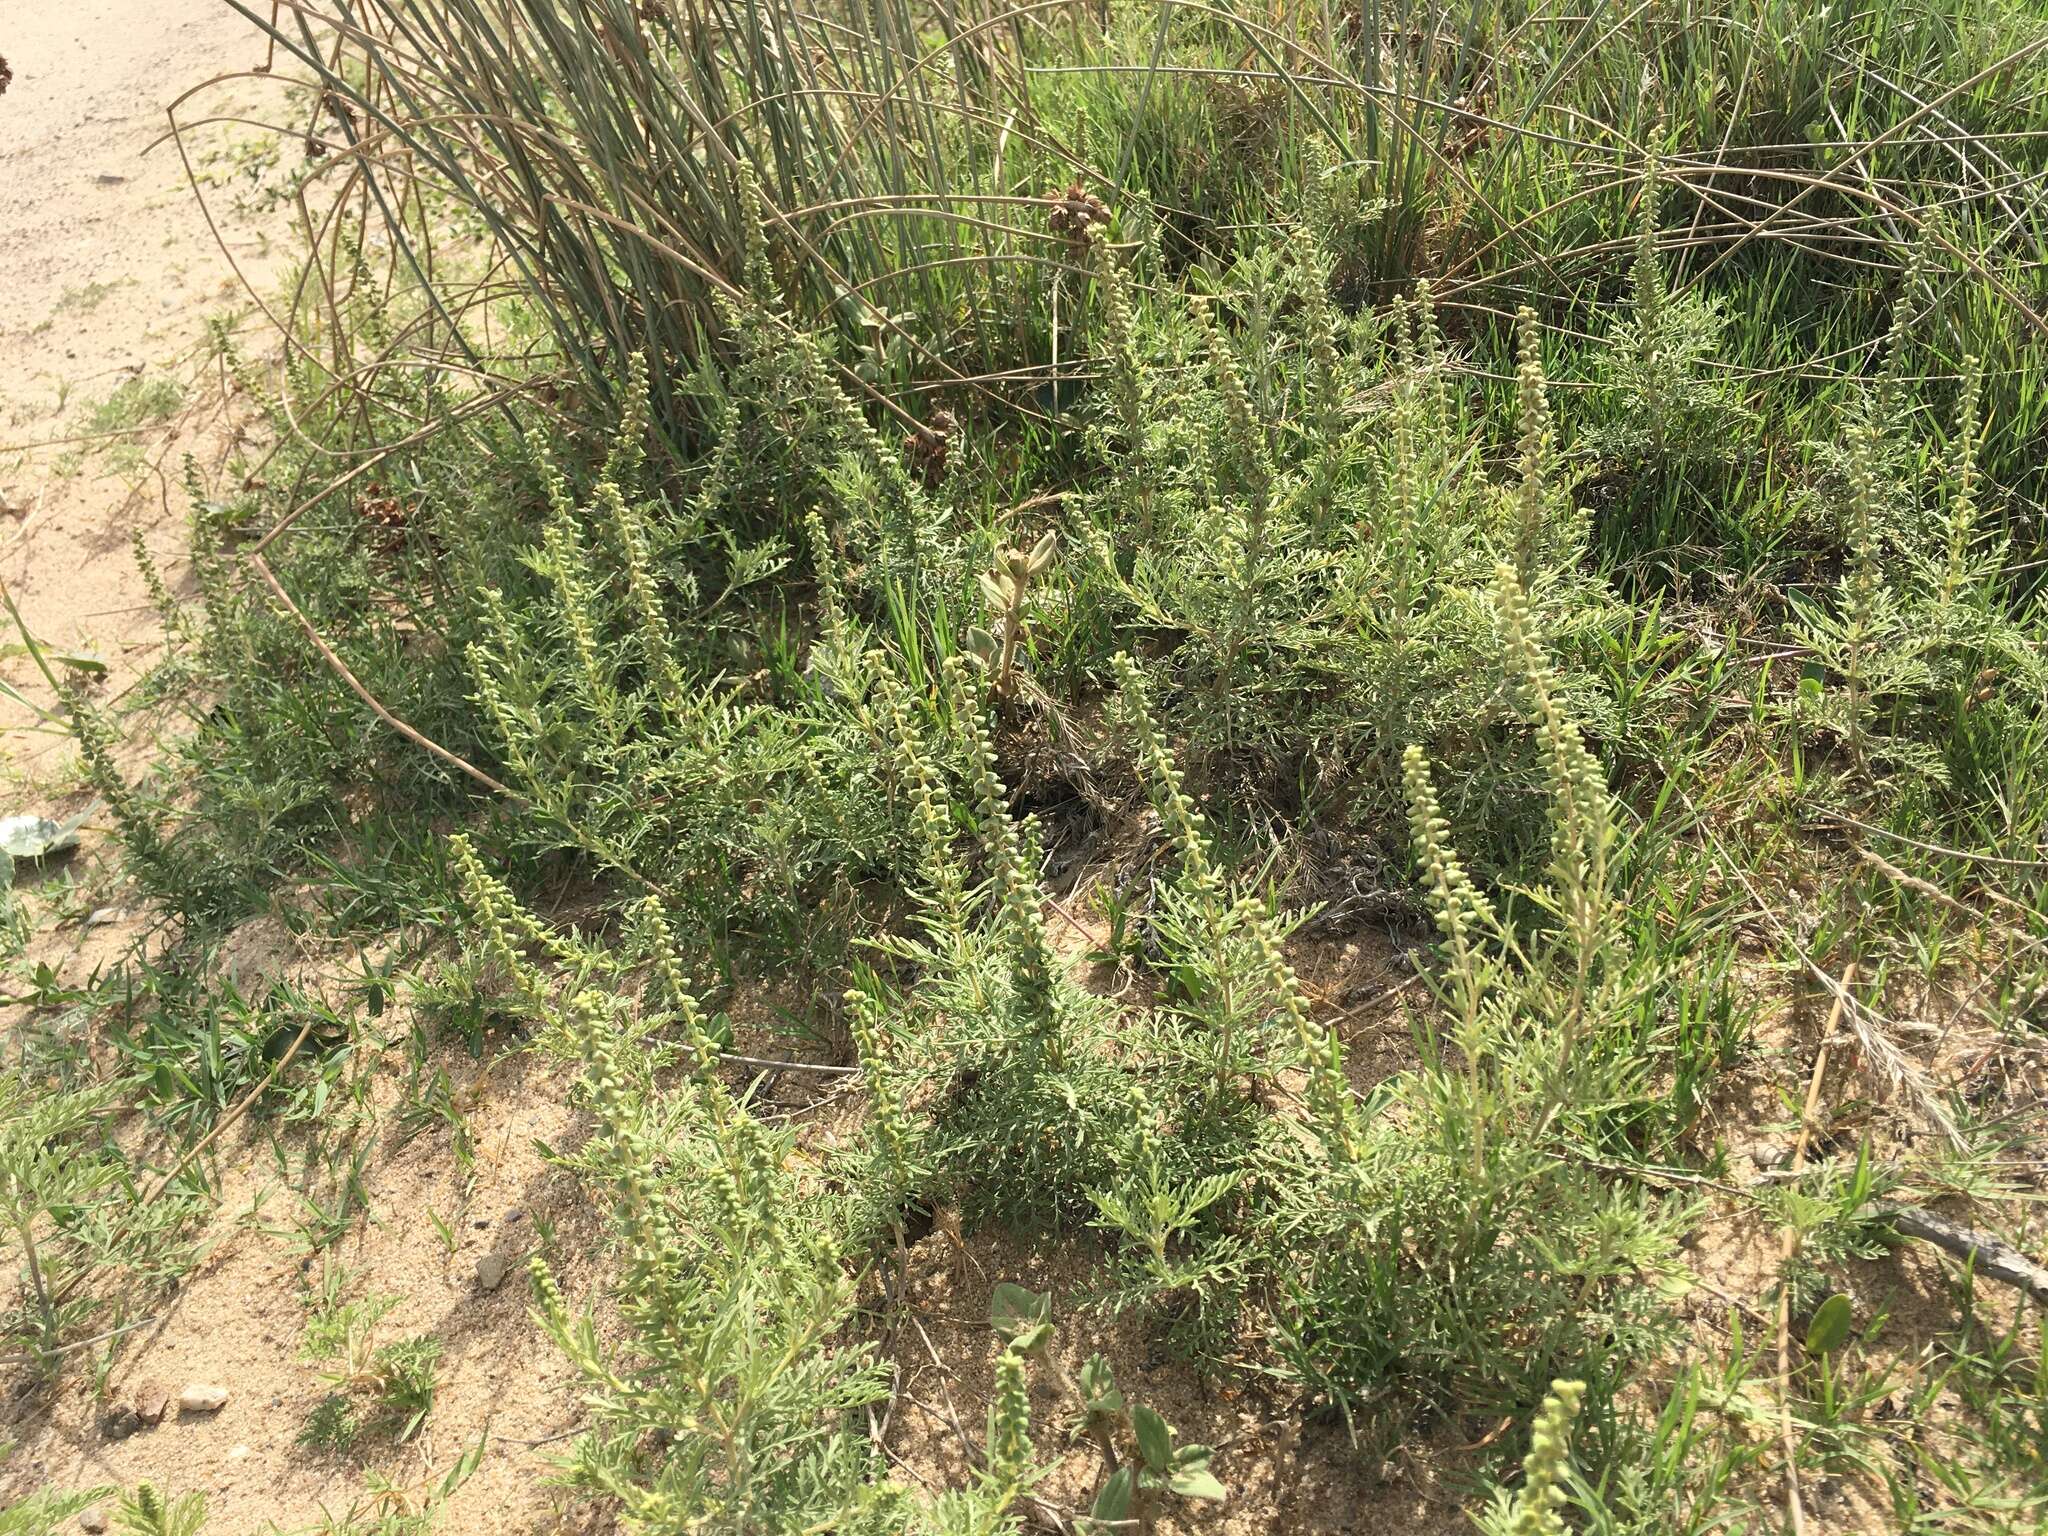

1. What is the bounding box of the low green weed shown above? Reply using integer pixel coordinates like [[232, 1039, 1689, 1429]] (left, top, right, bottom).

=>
[[0, 1488, 113, 1535], [111, 1487, 206, 1536], [298, 1272, 442, 1450], [0, 1070, 190, 1369]]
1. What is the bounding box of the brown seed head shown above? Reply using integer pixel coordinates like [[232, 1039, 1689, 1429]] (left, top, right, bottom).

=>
[[1046, 181, 1110, 258]]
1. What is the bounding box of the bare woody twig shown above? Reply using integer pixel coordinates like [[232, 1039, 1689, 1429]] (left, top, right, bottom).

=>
[[721, 1052, 861, 1076], [142, 1007, 319, 1207], [1876, 1204, 2048, 1306], [1816, 807, 2048, 872]]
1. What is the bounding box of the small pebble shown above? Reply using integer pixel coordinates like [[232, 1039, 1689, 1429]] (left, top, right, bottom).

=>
[[78, 1509, 108, 1534], [178, 1382, 229, 1414], [133, 1380, 170, 1426]]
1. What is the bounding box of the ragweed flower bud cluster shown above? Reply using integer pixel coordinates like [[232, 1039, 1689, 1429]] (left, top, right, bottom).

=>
[[630, 895, 725, 1076], [946, 655, 1063, 1060], [1940, 354, 1984, 604], [1091, 228, 1146, 446], [1494, 566, 1609, 916], [463, 586, 548, 786], [1250, 915, 1359, 1169], [1399, 277, 1451, 438], [605, 350, 652, 485], [1293, 227, 1342, 437], [1512, 306, 1558, 586], [540, 507, 612, 721], [450, 832, 557, 1008], [1110, 653, 1220, 899], [737, 161, 777, 305], [1838, 415, 1886, 769], [885, 688, 971, 942], [598, 479, 683, 709], [986, 1347, 1034, 1496], [65, 685, 175, 884], [1630, 141, 1665, 361], [1402, 744, 1499, 954], [1196, 297, 1271, 500], [1508, 1378, 1586, 1536], [131, 529, 186, 641], [1387, 372, 1424, 635], [568, 993, 687, 1298], [846, 985, 910, 1194]]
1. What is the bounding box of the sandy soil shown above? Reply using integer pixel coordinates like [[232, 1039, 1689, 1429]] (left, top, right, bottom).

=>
[[0, 0, 277, 734], [0, 6, 606, 1530], [0, 0, 291, 993]]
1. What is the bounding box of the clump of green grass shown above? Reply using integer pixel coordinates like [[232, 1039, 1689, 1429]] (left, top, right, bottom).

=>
[[31, 280, 126, 335], [0, 1486, 115, 1534], [77, 376, 184, 473]]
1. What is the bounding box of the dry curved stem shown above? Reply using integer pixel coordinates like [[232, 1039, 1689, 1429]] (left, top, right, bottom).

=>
[[1690, 32, 2048, 310], [248, 549, 688, 903], [249, 380, 536, 555], [244, 549, 523, 801], [1776, 959, 1857, 1536], [143, 1010, 319, 1208], [1814, 807, 2048, 873]]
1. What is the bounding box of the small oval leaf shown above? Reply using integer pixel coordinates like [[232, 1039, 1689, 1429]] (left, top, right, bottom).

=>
[[1131, 1403, 1172, 1473], [990, 1282, 1051, 1342], [1805, 1293, 1853, 1356], [1091, 1466, 1135, 1523]]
